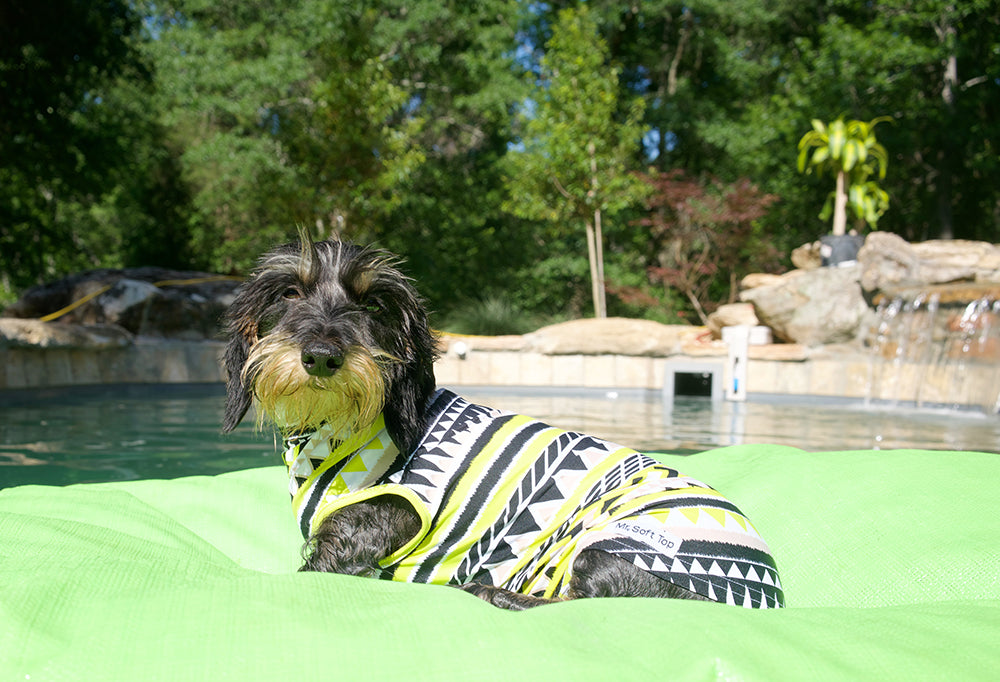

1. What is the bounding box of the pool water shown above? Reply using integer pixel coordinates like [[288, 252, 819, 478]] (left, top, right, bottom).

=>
[[464, 388, 1000, 454], [0, 385, 275, 488], [2, 384, 998, 489]]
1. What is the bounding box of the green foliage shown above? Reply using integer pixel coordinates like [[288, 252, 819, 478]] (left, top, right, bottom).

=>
[[0, 0, 158, 289], [504, 5, 650, 318], [439, 295, 541, 337], [796, 118, 890, 180], [3, 0, 999, 327], [797, 116, 892, 234], [636, 170, 781, 323], [505, 6, 648, 225]]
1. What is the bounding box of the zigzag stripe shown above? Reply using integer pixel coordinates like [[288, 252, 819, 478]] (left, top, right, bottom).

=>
[[637, 495, 745, 515], [411, 417, 546, 583], [296, 454, 351, 538], [455, 431, 579, 581]]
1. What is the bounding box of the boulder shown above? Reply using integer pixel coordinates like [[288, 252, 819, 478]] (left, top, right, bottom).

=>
[[0, 318, 133, 350], [911, 240, 1000, 283], [740, 272, 786, 290], [859, 233, 1000, 293], [523, 317, 699, 356], [740, 265, 870, 346], [706, 303, 759, 339], [857, 232, 919, 292], [4, 267, 242, 340], [791, 241, 823, 270]]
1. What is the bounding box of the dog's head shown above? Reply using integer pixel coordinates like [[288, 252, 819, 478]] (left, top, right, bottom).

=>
[[222, 237, 438, 454]]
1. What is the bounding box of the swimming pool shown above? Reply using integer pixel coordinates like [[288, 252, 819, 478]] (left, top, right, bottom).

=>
[[2, 383, 998, 488]]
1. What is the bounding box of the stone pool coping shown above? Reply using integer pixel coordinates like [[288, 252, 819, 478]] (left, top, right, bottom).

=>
[[2, 317, 996, 410]]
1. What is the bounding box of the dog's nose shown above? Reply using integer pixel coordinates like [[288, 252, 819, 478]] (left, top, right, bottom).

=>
[[301, 347, 345, 377]]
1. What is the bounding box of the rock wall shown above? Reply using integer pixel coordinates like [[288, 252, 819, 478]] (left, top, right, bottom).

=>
[[1, 268, 239, 390], [4, 267, 241, 340], [0, 319, 226, 389], [739, 234, 1000, 347]]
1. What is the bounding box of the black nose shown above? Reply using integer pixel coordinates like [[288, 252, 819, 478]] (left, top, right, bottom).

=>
[[301, 347, 345, 377]]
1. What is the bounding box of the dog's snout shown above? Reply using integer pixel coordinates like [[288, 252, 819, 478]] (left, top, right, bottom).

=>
[[301, 347, 345, 377]]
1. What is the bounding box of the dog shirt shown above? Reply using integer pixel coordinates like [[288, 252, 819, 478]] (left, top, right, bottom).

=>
[[281, 389, 784, 608]]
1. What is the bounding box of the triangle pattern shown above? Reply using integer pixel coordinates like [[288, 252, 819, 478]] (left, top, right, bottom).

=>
[[525, 497, 566, 532], [680, 508, 701, 525], [703, 508, 728, 528], [727, 511, 748, 531], [557, 449, 589, 472], [482, 540, 517, 567], [340, 456, 369, 474], [507, 509, 544, 539]]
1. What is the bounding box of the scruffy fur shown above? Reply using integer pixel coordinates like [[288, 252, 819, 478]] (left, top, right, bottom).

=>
[[223, 237, 706, 610]]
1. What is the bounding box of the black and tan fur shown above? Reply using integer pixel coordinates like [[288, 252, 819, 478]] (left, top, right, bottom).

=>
[[223, 237, 706, 610]]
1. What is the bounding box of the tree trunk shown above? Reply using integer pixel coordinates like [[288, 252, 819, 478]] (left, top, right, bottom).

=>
[[833, 169, 848, 236], [586, 141, 607, 318], [593, 206, 607, 318], [935, 9, 958, 239], [584, 218, 604, 318]]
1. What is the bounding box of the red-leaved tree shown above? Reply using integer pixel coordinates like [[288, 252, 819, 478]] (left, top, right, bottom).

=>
[[634, 170, 781, 324]]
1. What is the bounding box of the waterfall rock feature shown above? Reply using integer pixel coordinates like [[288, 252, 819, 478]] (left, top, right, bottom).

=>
[[739, 266, 871, 346], [739, 234, 1000, 348], [858, 232, 1000, 293], [706, 303, 759, 339]]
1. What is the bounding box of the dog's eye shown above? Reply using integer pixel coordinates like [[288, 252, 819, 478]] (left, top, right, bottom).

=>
[[364, 300, 382, 314], [282, 287, 302, 300]]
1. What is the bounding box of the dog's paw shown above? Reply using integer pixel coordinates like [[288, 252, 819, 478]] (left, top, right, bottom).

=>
[[457, 583, 557, 611]]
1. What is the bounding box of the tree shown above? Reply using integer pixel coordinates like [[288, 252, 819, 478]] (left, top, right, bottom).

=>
[[636, 170, 780, 323], [144, 0, 522, 279], [754, 1, 999, 242], [5, 0, 998, 324], [797, 116, 891, 235], [504, 5, 649, 318], [0, 0, 159, 296], [143, 0, 330, 272]]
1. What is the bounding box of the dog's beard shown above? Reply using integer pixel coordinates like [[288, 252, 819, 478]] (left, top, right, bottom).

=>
[[242, 333, 394, 435]]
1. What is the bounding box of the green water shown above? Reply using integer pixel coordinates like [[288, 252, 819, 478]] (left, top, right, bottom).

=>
[[2, 384, 998, 489], [0, 384, 274, 488]]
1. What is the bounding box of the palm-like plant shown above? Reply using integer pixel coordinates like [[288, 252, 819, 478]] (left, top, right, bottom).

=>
[[797, 116, 891, 236]]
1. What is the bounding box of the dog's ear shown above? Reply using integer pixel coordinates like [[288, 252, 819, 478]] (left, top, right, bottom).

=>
[[382, 289, 440, 455], [383, 357, 436, 456], [222, 325, 254, 433]]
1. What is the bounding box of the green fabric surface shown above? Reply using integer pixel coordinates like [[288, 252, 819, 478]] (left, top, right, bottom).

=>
[[2, 446, 998, 681]]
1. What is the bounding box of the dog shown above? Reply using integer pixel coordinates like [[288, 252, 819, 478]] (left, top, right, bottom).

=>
[[222, 237, 784, 610]]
